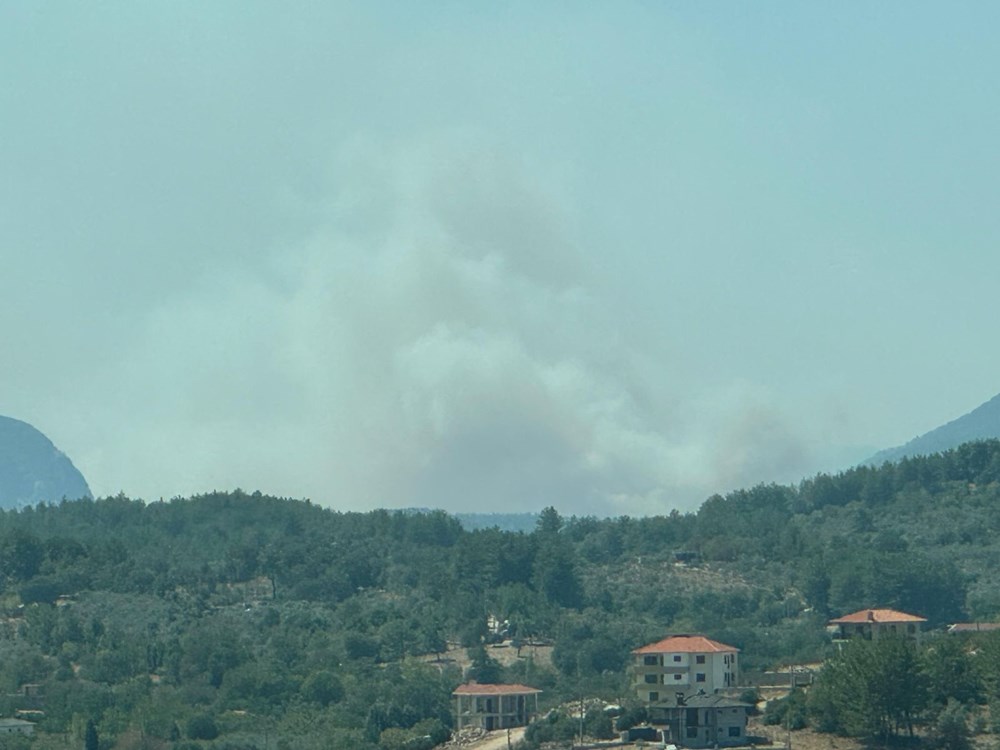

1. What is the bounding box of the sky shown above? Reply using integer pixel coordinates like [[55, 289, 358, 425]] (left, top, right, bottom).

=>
[[2, 2, 999, 516]]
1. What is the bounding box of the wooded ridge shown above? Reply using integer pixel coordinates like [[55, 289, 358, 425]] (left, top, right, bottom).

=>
[[3, 440, 1000, 748]]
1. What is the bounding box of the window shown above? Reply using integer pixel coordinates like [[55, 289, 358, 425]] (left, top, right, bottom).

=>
[[644, 655, 658, 666], [645, 674, 658, 684], [649, 692, 659, 702], [729, 726, 742, 737], [687, 727, 699, 738], [908, 624, 916, 634], [673, 655, 682, 662], [696, 673, 706, 683], [673, 674, 682, 681], [696, 655, 706, 664]]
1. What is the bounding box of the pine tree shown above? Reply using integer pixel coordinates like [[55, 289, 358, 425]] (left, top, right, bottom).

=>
[[84, 719, 99, 750]]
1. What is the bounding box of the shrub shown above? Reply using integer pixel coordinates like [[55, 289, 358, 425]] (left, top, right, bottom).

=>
[[186, 713, 219, 740], [763, 690, 808, 730], [615, 705, 648, 731]]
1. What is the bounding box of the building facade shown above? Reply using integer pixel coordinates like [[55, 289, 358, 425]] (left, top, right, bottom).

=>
[[452, 683, 541, 731], [632, 635, 739, 702], [828, 608, 926, 643], [647, 692, 751, 748], [0, 718, 34, 736]]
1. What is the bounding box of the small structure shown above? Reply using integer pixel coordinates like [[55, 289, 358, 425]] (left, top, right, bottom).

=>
[[486, 614, 510, 638], [0, 718, 35, 736], [948, 622, 1000, 634], [632, 634, 740, 702], [744, 666, 813, 689], [452, 682, 541, 731], [646, 690, 752, 748], [20, 684, 42, 698], [828, 608, 926, 643]]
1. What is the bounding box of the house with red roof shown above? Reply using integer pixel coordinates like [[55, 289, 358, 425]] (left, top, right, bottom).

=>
[[828, 608, 926, 643], [631, 634, 739, 703], [452, 683, 541, 731]]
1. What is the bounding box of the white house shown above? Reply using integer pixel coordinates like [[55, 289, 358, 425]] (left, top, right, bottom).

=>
[[647, 691, 752, 748], [828, 608, 926, 644], [0, 718, 34, 736], [452, 683, 541, 731], [632, 634, 739, 702]]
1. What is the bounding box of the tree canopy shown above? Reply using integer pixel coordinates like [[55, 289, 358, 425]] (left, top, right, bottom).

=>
[[0, 442, 1000, 747]]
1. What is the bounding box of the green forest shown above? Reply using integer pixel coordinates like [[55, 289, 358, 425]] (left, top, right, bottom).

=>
[[4, 440, 1000, 749]]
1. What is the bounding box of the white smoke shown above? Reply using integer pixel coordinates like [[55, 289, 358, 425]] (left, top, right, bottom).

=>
[[62, 137, 817, 514]]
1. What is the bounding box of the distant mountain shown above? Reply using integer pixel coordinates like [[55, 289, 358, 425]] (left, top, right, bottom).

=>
[[0, 416, 91, 509], [453, 512, 539, 532], [867, 392, 1000, 465], [398, 508, 539, 532]]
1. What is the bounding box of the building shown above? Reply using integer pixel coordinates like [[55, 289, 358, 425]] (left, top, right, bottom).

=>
[[647, 691, 752, 748], [948, 622, 1000, 634], [0, 718, 35, 736], [452, 683, 541, 731], [632, 634, 739, 702], [486, 614, 510, 638], [828, 609, 926, 643]]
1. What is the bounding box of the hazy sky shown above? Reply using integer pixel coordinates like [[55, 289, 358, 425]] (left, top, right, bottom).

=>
[[3, 3, 999, 515]]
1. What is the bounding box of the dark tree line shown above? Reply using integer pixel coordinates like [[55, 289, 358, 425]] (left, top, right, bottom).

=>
[[0, 442, 999, 746]]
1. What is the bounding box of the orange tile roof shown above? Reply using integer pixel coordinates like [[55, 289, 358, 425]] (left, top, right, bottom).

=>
[[633, 635, 739, 654], [452, 683, 541, 696], [828, 608, 927, 625]]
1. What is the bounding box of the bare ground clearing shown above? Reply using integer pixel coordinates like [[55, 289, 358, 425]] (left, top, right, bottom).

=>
[[420, 640, 554, 675]]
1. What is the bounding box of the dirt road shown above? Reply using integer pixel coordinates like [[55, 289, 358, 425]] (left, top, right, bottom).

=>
[[462, 727, 526, 750]]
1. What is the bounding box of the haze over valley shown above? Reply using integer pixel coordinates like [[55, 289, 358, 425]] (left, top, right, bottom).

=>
[[9, 6, 1000, 750], [4, 5, 1000, 516]]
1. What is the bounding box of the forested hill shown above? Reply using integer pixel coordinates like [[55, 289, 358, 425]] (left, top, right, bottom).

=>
[[0, 416, 90, 509], [867, 391, 1000, 465], [3, 442, 1000, 748]]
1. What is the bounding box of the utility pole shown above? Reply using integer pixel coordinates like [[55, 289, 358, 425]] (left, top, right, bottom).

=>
[[786, 665, 793, 750]]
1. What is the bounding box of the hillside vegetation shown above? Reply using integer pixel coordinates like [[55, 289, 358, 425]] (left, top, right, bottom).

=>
[[2, 441, 1000, 748]]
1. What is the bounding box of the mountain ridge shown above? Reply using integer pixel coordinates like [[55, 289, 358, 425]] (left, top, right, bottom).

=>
[[867, 392, 1000, 465], [0, 415, 91, 508]]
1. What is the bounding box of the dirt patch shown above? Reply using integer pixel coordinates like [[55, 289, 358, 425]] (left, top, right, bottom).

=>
[[748, 718, 865, 750], [420, 640, 554, 678], [443, 726, 526, 749]]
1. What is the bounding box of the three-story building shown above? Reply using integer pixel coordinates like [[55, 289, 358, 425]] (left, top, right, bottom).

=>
[[632, 634, 739, 703]]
